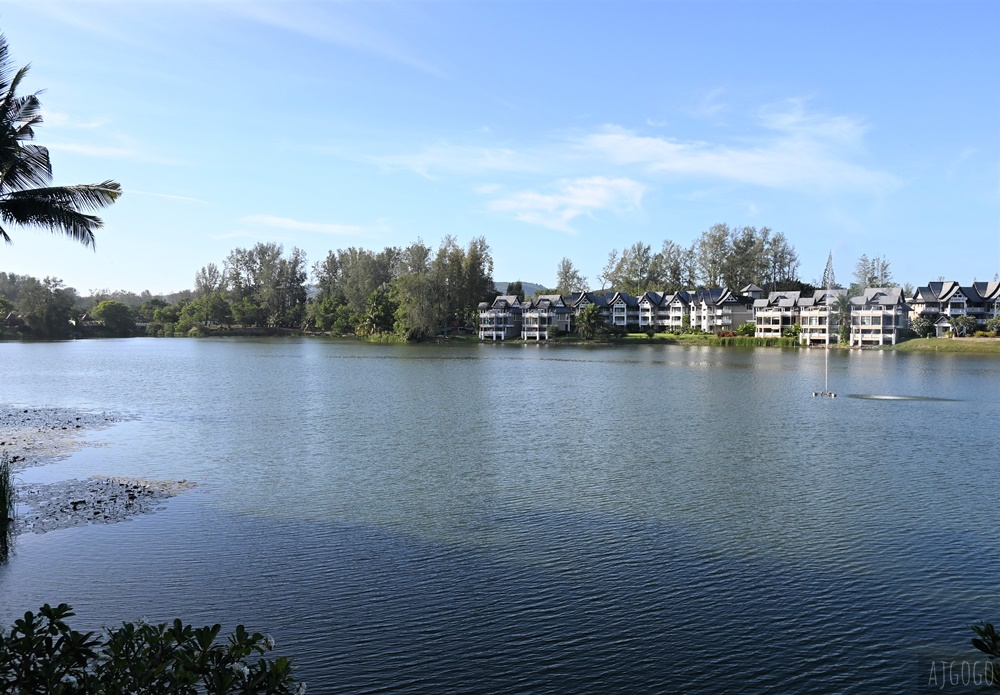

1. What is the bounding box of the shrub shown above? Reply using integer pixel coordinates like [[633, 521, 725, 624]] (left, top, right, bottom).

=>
[[736, 322, 756, 337], [974, 331, 994, 338], [0, 603, 305, 693]]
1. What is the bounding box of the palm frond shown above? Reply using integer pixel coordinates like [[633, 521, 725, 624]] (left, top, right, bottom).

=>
[[0, 144, 52, 193], [0, 197, 99, 247], [0, 182, 123, 248], [0, 34, 120, 247], [3, 181, 122, 210]]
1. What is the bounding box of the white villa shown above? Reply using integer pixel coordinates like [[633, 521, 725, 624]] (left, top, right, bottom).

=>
[[478, 280, 997, 344]]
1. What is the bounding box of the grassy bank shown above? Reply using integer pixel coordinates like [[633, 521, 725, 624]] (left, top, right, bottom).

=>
[[886, 337, 1000, 353], [532, 332, 801, 347]]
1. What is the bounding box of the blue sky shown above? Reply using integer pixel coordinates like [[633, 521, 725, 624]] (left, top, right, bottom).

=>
[[2, 0, 998, 294]]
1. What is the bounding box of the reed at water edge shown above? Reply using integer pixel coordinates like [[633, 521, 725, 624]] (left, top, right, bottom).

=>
[[0, 453, 14, 561]]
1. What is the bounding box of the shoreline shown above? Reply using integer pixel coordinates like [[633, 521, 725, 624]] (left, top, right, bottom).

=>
[[2, 406, 196, 537]]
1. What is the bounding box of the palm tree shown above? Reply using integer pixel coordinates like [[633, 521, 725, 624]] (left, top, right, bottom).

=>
[[833, 294, 852, 344], [0, 34, 120, 247]]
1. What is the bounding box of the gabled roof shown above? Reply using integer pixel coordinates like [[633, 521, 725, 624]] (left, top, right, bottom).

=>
[[742, 284, 764, 293], [808, 289, 847, 306], [916, 281, 960, 303], [638, 291, 665, 306], [972, 281, 1000, 301], [850, 287, 907, 308], [690, 287, 727, 306], [609, 291, 638, 308], [570, 291, 611, 309], [663, 291, 691, 305]]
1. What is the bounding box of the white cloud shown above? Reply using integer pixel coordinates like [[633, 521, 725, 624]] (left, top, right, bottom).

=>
[[489, 177, 646, 233], [243, 214, 388, 236], [578, 101, 899, 194], [370, 144, 541, 179]]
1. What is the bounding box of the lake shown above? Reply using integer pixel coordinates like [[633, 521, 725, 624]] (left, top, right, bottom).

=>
[[1, 338, 998, 693]]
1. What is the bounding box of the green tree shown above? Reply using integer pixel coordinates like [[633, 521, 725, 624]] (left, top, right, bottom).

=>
[[851, 254, 893, 295], [909, 315, 934, 338], [505, 280, 525, 302], [576, 303, 604, 340], [950, 314, 977, 337], [92, 300, 135, 337], [986, 316, 1000, 336], [16, 276, 76, 337], [203, 291, 233, 327], [0, 35, 121, 246], [360, 287, 396, 335], [834, 295, 852, 343], [695, 223, 732, 288], [820, 251, 839, 290], [231, 297, 266, 328], [555, 257, 587, 295], [153, 303, 180, 325]]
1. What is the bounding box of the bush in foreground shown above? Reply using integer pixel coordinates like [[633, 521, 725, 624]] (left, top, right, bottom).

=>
[[0, 603, 305, 693]]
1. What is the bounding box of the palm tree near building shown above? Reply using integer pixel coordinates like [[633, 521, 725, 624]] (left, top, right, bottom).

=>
[[834, 295, 852, 344], [0, 34, 121, 247]]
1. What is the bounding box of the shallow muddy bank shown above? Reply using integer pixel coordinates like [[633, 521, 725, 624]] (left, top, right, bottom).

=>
[[1, 405, 196, 536]]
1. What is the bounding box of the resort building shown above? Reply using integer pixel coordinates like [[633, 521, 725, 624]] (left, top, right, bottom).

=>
[[521, 294, 574, 340], [608, 292, 640, 329], [909, 281, 1000, 336], [798, 289, 847, 345], [753, 291, 802, 339], [477, 280, 997, 345], [477, 295, 523, 341], [689, 287, 753, 333], [849, 287, 910, 346], [569, 292, 613, 324]]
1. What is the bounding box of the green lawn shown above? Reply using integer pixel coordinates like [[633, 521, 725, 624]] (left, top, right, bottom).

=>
[[887, 337, 1000, 353]]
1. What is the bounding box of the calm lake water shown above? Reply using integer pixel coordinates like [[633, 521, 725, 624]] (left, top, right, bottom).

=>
[[1, 338, 998, 693]]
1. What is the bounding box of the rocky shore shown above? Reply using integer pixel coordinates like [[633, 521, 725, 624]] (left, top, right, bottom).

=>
[[2, 406, 196, 536]]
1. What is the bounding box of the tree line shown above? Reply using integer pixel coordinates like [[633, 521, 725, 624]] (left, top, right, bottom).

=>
[[6, 224, 930, 341], [0, 236, 497, 340], [553, 224, 804, 298]]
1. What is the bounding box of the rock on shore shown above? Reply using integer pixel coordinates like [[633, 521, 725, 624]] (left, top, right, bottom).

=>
[[16, 477, 197, 534]]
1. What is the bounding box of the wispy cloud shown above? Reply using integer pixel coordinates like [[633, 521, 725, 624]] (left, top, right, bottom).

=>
[[692, 87, 728, 121], [45, 141, 178, 165], [42, 110, 109, 129], [223, 3, 447, 79], [578, 102, 899, 193], [244, 214, 388, 236], [370, 143, 543, 179], [15, 3, 146, 46], [126, 190, 205, 204], [488, 177, 646, 233]]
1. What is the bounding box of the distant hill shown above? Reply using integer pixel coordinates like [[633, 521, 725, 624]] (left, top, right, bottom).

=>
[[494, 281, 550, 297]]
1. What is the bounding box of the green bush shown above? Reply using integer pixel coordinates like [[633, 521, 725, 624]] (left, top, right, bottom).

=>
[[974, 331, 994, 338], [736, 322, 756, 336], [0, 603, 305, 693]]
